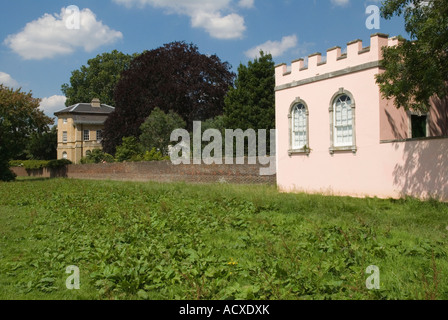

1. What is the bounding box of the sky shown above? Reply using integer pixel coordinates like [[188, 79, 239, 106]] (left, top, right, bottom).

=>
[[0, 0, 408, 120]]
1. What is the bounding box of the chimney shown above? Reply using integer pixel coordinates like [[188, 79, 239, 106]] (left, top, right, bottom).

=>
[[91, 98, 101, 108]]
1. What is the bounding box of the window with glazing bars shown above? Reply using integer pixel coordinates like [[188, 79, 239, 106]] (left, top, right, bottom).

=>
[[333, 95, 353, 147]]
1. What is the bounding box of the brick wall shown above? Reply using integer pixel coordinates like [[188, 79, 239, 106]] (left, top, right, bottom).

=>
[[11, 161, 276, 185]]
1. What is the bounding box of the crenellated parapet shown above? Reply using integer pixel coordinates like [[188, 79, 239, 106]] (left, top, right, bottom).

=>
[[275, 33, 399, 88]]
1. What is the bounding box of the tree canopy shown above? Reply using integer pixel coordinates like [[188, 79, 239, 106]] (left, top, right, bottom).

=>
[[102, 41, 234, 154], [61, 50, 138, 106], [0, 85, 53, 181], [224, 51, 275, 131], [140, 107, 186, 156], [376, 0, 448, 111], [26, 126, 57, 160]]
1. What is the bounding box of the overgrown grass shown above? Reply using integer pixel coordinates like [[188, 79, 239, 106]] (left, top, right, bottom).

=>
[[0, 178, 447, 300]]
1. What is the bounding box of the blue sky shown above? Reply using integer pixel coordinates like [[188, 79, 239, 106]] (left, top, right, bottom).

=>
[[0, 0, 407, 119]]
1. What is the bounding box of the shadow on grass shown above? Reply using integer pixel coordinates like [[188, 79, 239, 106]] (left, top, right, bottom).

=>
[[14, 177, 53, 182]]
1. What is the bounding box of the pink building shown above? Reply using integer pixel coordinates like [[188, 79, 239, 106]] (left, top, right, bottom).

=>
[[275, 33, 448, 201]]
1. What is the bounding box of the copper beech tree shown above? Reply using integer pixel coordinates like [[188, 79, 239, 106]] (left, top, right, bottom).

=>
[[102, 42, 235, 154]]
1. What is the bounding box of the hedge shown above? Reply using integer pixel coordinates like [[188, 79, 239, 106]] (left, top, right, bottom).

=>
[[9, 159, 72, 170]]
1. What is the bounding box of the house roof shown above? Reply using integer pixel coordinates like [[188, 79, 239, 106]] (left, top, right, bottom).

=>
[[54, 101, 115, 116], [72, 114, 110, 125]]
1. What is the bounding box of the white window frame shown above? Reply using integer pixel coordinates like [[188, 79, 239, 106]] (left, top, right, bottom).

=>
[[96, 130, 103, 142], [288, 97, 310, 155], [329, 88, 357, 154], [62, 131, 68, 143], [83, 130, 90, 141], [62, 152, 68, 160]]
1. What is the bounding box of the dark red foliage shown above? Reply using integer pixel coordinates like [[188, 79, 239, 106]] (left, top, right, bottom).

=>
[[102, 41, 235, 154]]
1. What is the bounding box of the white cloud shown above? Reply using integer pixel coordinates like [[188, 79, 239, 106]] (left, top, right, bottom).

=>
[[112, 0, 250, 39], [238, 0, 255, 9], [331, 0, 350, 6], [0, 72, 19, 88], [39, 95, 67, 116], [191, 11, 246, 40], [245, 35, 298, 58], [4, 7, 123, 60]]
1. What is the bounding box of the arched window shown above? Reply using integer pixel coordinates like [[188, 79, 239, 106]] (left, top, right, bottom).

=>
[[289, 98, 310, 155], [329, 89, 357, 153], [62, 152, 68, 160], [334, 95, 353, 146]]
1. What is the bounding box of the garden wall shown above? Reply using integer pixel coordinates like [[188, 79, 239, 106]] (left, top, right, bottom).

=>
[[11, 161, 276, 185]]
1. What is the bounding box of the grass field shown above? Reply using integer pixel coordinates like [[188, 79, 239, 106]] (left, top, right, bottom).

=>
[[0, 178, 447, 300]]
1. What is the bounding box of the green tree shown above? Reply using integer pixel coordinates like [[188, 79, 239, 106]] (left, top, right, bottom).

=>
[[223, 51, 275, 154], [26, 126, 58, 160], [115, 136, 142, 162], [202, 115, 226, 134], [139, 107, 186, 156], [0, 85, 53, 181], [102, 42, 234, 154], [224, 51, 275, 131], [376, 0, 448, 111], [61, 50, 138, 106]]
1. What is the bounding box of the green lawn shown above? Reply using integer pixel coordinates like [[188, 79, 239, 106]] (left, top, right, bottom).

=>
[[0, 178, 447, 300]]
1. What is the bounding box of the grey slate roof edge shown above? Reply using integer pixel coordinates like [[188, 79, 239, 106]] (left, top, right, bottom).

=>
[[54, 103, 115, 115], [73, 121, 106, 125]]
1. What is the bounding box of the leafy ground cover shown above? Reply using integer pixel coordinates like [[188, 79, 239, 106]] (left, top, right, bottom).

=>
[[0, 178, 447, 300]]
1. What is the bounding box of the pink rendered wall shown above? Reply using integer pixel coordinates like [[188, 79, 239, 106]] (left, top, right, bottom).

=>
[[429, 97, 448, 136], [276, 134, 448, 200], [379, 81, 448, 141], [275, 34, 448, 200], [379, 94, 409, 141], [275, 34, 391, 86]]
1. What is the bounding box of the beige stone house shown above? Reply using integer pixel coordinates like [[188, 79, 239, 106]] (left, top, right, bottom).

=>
[[54, 98, 115, 163]]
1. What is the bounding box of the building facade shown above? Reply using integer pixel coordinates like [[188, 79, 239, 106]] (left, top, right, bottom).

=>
[[275, 33, 448, 200], [54, 98, 115, 164]]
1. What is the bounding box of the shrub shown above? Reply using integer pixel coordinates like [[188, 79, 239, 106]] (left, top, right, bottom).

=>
[[0, 160, 16, 182], [130, 147, 170, 162], [143, 148, 170, 161], [81, 149, 115, 164], [46, 159, 72, 168]]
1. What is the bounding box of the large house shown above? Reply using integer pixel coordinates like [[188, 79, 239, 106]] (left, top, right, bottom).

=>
[[54, 98, 115, 164], [275, 33, 448, 200]]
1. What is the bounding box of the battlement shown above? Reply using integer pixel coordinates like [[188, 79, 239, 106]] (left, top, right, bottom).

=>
[[275, 33, 399, 88]]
